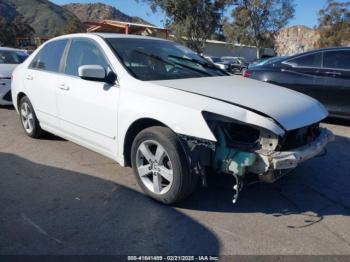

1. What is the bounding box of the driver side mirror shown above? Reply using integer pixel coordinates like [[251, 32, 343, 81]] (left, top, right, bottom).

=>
[[78, 65, 117, 85]]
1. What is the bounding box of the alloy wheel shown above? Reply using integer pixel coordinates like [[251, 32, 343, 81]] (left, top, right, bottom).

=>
[[21, 102, 34, 134], [136, 140, 173, 194]]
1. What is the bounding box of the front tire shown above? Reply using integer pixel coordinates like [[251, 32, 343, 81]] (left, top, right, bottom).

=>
[[131, 126, 198, 204], [19, 96, 44, 138]]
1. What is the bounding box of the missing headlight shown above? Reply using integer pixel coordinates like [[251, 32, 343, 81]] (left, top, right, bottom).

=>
[[220, 121, 260, 146], [202, 111, 260, 150], [278, 123, 321, 151]]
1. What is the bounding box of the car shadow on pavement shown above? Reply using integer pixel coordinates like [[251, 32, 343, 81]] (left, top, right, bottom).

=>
[[40, 133, 66, 141], [178, 134, 350, 226], [0, 105, 15, 110], [0, 153, 219, 255]]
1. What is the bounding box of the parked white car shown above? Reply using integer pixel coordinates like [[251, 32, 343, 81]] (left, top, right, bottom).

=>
[[0, 47, 28, 105], [12, 33, 334, 204]]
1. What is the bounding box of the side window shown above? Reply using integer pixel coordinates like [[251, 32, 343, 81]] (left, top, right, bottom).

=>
[[323, 50, 350, 70], [286, 52, 322, 68], [64, 39, 109, 76], [29, 40, 67, 72]]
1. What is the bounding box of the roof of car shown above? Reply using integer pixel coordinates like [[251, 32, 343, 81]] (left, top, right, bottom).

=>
[[93, 33, 166, 40], [0, 46, 26, 52], [51, 33, 170, 43], [287, 46, 350, 59], [266, 46, 348, 65], [311, 46, 350, 52], [249, 47, 350, 69]]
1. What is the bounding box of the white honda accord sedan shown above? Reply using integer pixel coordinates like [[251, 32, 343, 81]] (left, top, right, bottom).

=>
[[12, 33, 334, 204]]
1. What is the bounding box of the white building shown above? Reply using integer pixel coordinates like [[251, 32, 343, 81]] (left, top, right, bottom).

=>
[[203, 39, 275, 61]]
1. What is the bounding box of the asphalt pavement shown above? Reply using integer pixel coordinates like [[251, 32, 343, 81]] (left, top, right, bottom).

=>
[[0, 106, 350, 255]]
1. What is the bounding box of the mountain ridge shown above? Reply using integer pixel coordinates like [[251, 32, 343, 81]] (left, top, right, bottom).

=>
[[0, 0, 153, 37], [0, 0, 84, 36], [62, 3, 153, 26]]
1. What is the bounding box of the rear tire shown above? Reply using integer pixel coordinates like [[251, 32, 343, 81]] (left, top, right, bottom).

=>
[[19, 96, 44, 138], [131, 126, 198, 204]]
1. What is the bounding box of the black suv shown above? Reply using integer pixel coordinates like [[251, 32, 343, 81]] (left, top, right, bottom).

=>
[[244, 47, 350, 120]]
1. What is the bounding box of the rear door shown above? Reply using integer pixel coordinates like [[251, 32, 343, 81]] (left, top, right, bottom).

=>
[[24, 39, 68, 129], [321, 50, 350, 117], [56, 38, 119, 153]]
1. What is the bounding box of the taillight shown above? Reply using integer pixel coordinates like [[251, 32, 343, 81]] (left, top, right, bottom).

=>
[[242, 70, 252, 78]]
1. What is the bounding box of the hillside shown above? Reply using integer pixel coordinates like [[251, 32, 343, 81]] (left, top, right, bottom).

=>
[[1, 0, 84, 36], [275, 25, 320, 56], [63, 3, 153, 25], [0, 1, 18, 22], [0, 0, 152, 37]]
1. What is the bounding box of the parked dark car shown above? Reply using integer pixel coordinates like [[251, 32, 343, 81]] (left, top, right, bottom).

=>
[[205, 56, 232, 71], [222, 57, 249, 73], [243, 47, 350, 120], [205, 56, 248, 74]]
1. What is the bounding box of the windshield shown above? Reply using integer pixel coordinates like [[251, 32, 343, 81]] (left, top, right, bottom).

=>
[[253, 56, 286, 67], [263, 56, 287, 65], [106, 38, 228, 81], [0, 50, 28, 64]]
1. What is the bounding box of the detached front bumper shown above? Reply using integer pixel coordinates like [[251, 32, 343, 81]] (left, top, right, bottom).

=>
[[269, 128, 334, 170]]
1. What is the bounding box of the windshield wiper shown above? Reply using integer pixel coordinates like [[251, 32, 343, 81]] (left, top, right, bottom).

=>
[[134, 50, 173, 66], [134, 50, 211, 76], [168, 55, 229, 74]]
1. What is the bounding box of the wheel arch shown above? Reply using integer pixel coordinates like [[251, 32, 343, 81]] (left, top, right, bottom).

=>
[[16, 92, 27, 110], [123, 118, 171, 167]]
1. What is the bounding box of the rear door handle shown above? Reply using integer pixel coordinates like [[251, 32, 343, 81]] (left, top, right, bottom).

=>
[[26, 75, 33, 80], [59, 84, 70, 91]]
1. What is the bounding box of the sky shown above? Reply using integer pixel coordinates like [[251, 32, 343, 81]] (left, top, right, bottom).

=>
[[53, 0, 345, 29]]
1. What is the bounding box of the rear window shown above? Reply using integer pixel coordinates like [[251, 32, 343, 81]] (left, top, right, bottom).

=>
[[286, 52, 322, 68], [29, 40, 68, 72], [0, 50, 28, 64], [323, 50, 350, 70]]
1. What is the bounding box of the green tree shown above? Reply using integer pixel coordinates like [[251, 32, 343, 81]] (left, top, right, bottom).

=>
[[317, 0, 350, 48], [0, 15, 35, 47], [0, 17, 16, 46], [224, 0, 295, 58], [61, 19, 86, 35], [12, 15, 35, 38], [141, 0, 228, 53]]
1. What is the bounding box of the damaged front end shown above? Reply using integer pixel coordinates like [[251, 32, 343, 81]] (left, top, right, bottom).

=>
[[179, 112, 334, 204]]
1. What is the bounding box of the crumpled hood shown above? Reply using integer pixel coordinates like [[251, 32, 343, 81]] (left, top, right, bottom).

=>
[[150, 76, 328, 131]]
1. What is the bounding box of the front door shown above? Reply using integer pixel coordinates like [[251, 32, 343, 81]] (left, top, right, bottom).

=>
[[56, 38, 119, 153], [321, 50, 350, 117], [283, 51, 327, 103]]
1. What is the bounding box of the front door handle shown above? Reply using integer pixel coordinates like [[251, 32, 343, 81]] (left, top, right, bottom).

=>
[[59, 84, 70, 91], [26, 75, 33, 80]]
